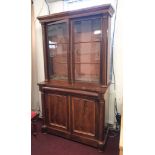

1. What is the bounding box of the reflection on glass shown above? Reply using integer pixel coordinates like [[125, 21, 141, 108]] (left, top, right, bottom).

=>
[[75, 42, 100, 63], [47, 22, 68, 80], [74, 42, 100, 82], [92, 18, 102, 41], [51, 63, 68, 80], [47, 22, 67, 43], [49, 44, 67, 62], [93, 30, 101, 35], [74, 20, 91, 42], [73, 17, 102, 83], [75, 64, 100, 82], [74, 18, 101, 42]]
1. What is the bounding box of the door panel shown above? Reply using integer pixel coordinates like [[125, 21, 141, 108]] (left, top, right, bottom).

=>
[[72, 97, 96, 137], [72, 17, 102, 83], [46, 94, 68, 130], [47, 21, 69, 80]]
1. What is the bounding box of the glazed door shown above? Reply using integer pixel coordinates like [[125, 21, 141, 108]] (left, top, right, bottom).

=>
[[71, 97, 98, 138], [71, 16, 102, 83], [45, 94, 69, 131], [46, 20, 70, 81]]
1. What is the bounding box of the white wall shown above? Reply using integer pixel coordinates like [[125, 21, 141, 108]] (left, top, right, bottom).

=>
[[113, 0, 123, 115], [108, 0, 123, 125], [32, 0, 48, 116], [32, 0, 123, 124], [32, 2, 39, 111]]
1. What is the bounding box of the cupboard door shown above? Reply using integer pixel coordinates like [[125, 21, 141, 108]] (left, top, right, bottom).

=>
[[72, 17, 102, 83], [46, 94, 69, 131], [71, 97, 96, 137], [46, 21, 69, 80]]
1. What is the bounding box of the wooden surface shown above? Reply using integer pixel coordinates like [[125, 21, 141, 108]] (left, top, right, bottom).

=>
[[37, 4, 114, 23], [38, 4, 113, 85], [39, 85, 106, 149], [38, 80, 108, 93], [37, 4, 114, 151], [46, 94, 68, 130], [72, 97, 96, 137]]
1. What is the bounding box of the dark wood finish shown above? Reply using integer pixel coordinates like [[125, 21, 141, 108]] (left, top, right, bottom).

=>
[[41, 23, 49, 81], [41, 92, 48, 133], [38, 4, 114, 151], [46, 94, 69, 131], [72, 97, 96, 137], [66, 19, 72, 83], [37, 4, 114, 23], [102, 16, 109, 85], [38, 80, 108, 93], [107, 16, 112, 84]]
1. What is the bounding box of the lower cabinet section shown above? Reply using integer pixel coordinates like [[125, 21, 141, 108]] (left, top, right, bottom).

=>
[[41, 89, 107, 150]]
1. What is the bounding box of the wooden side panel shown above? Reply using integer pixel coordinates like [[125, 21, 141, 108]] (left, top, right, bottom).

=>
[[46, 94, 68, 130], [102, 16, 108, 85], [107, 16, 112, 84], [72, 97, 96, 137]]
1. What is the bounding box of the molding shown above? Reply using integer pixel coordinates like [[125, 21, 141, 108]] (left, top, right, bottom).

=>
[[37, 4, 114, 23]]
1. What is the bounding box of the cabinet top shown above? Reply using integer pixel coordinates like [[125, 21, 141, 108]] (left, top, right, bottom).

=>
[[37, 4, 114, 23]]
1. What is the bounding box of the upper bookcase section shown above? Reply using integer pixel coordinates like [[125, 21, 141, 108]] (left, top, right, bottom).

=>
[[37, 4, 114, 23]]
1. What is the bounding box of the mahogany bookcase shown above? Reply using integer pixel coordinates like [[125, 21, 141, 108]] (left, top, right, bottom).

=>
[[37, 4, 114, 151]]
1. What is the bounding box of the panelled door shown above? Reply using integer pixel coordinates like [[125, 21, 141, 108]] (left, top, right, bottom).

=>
[[45, 93, 69, 131], [71, 96, 98, 138]]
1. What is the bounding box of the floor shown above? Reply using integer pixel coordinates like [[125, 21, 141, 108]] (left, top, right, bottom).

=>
[[31, 120, 120, 155]]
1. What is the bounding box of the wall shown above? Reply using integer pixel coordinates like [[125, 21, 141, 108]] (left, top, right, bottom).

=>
[[32, 1, 39, 112], [108, 0, 123, 124], [32, 0, 48, 115], [32, 0, 123, 124]]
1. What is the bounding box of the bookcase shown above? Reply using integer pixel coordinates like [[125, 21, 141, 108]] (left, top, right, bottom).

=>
[[38, 4, 114, 150]]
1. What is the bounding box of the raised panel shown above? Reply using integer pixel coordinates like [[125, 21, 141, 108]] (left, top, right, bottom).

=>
[[72, 97, 96, 137], [46, 94, 68, 130]]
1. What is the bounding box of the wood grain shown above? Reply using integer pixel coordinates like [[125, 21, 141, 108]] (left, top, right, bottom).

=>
[[38, 4, 114, 151]]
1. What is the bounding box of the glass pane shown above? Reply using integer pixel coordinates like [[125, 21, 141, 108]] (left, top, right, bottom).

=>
[[48, 43, 68, 80], [47, 22, 68, 80], [74, 42, 100, 63], [47, 22, 68, 43], [51, 63, 68, 80], [74, 20, 91, 42], [74, 18, 102, 42], [75, 64, 100, 82], [92, 18, 102, 41], [73, 17, 102, 83], [49, 44, 68, 63], [74, 42, 100, 83]]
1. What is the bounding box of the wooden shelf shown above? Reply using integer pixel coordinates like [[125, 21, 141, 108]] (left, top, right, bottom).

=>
[[48, 42, 68, 45], [75, 62, 100, 64], [74, 40, 101, 44], [53, 62, 67, 64]]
